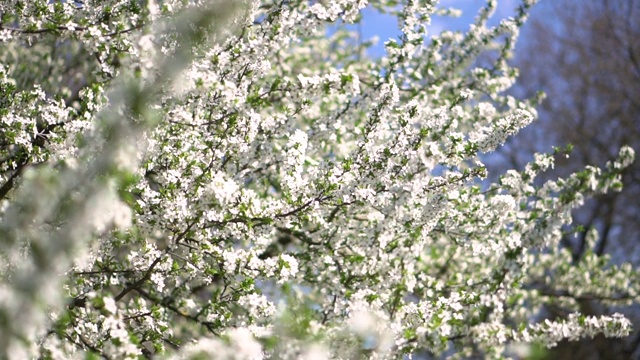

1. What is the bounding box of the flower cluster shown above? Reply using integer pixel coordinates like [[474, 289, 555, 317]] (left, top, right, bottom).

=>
[[0, 0, 636, 359]]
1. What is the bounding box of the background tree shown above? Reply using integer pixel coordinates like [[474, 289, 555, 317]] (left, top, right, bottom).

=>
[[491, 0, 640, 358]]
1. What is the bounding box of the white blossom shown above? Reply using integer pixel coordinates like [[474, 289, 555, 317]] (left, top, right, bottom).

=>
[[0, 0, 635, 359]]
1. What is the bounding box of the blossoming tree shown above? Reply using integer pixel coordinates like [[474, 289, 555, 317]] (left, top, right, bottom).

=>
[[0, 0, 637, 359]]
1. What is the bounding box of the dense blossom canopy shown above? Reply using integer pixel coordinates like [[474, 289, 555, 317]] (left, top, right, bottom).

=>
[[0, 0, 636, 359]]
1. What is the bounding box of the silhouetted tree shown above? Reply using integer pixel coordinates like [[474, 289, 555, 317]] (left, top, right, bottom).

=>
[[495, 0, 640, 358]]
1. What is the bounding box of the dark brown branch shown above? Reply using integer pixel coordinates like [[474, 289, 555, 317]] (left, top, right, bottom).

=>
[[0, 24, 143, 37], [0, 160, 28, 200]]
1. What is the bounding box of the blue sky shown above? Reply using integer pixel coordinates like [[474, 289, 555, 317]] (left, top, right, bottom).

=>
[[358, 0, 524, 56]]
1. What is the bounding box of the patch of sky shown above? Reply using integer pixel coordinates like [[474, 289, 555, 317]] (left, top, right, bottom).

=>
[[351, 0, 523, 57]]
